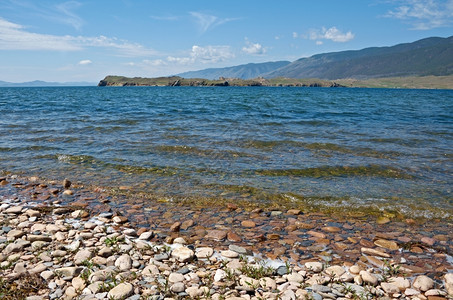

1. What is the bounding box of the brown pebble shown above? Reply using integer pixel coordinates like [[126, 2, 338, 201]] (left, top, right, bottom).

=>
[[359, 239, 375, 248], [421, 237, 436, 246], [205, 230, 227, 241], [170, 222, 181, 232], [374, 239, 399, 251], [307, 231, 326, 239], [241, 220, 256, 228], [287, 209, 301, 215], [227, 203, 238, 210], [181, 219, 194, 230], [267, 233, 280, 240], [411, 246, 424, 253], [322, 226, 341, 233], [227, 231, 242, 242]]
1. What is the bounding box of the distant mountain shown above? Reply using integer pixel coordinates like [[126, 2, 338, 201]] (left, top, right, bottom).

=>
[[176, 61, 291, 80], [265, 36, 453, 80], [0, 80, 96, 87]]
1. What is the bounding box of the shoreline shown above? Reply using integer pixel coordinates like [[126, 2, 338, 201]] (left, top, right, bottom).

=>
[[1, 174, 452, 299]]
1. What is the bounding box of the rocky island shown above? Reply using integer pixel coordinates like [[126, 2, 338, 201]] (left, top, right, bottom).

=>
[[98, 76, 344, 87]]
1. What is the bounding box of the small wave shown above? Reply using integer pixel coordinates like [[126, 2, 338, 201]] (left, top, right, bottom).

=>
[[253, 165, 414, 179]]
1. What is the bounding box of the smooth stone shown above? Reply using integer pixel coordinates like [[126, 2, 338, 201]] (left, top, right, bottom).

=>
[[138, 231, 153, 240], [228, 244, 248, 255], [196, 247, 214, 259], [65, 240, 81, 252], [107, 283, 133, 300], [381, 282, 400, 294], [305, 262, 323, 273], [374, 239, 399, 251], [173, 237, 186, 244], [112, 216, 128, 224], [221, 250, 239, 258], [115, 254, 132, 271], [142, 264, 160, 276], [286, 272, 304, 283], [171, 246, 194, 262], [65, 286, 77, 299], [205, 230, 227, 241], [404, 288, 420, 296], [169, 272, 185, 283], [241, 220, 256, 228], [390, 277, 411, 291], [170, 282, 185, 293], [74, 249, 93, 265], [5, 206, 23, 214], [98, 246, 112, 257], [154, 253, 169, 261], [349, 265, 360, 274], [181, 219, 194, 230], [54, 267, 83, 278], [360, 270, 378, 286], [72, 277, 86, 290], [276, 265, 289, 276], [324, 265, 346, 277], [311, 284, 331, 293], [413, 275, 434, 292], [361, 247, 391, 258], [7, 229, 25, 239], [28, 234, 52, 242]]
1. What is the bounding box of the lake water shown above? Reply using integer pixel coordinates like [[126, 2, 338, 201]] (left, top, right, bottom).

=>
[[0, 87, 452, 218]]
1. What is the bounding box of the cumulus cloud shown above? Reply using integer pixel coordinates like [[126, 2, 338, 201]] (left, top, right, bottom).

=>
[[78, 59, 92, 65], [143, 59, 167, 66], [190, 12, 237, 33], [242, 42, 266, 55], [0, 17, 157, 56], [309, 26, 355, 43], [385, 0, 453, 29], [167, 45, 234, 65]]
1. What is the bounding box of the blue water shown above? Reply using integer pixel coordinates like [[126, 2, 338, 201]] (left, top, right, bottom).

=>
[[0, 87, 452, 218]]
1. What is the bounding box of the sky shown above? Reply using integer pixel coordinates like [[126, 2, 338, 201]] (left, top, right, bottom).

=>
[[0, 0, 452, 83]]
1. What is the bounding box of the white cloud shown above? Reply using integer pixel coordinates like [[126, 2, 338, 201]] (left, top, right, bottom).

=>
[[292, 32, 298, 39], [190, 12, 237, 33], [55, 1, 84, 30], [78, 59, 92, 65], [150, 15, 179, 21], [316, 41, 323, 45], [242, 42, 266, 55], [1, 0, 84, 30], [385, 0, 453, 29], [309, 26, 355, 43], [167, 45, 234, 65], [143, 59, 167, 66], [0, 17, 157, 56]]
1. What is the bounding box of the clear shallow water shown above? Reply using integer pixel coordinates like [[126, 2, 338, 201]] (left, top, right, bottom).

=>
[[0, 87, 452, 218]]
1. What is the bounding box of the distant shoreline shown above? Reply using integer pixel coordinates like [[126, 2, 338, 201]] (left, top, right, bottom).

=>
[[98, 75, 453, 89]]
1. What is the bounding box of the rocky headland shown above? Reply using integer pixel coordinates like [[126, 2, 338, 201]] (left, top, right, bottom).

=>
[[0, 174, 452, 299]]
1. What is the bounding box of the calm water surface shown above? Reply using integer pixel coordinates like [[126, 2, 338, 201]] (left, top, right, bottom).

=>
[[0, 87, 452, 218]]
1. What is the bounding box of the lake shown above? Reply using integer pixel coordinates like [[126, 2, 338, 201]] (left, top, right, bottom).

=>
[[0, 86, 452, 218]]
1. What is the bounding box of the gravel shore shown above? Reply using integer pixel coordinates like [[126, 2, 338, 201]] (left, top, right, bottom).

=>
[[0, 175, 452, 299]]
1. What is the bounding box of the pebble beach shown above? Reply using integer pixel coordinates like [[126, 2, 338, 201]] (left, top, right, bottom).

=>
[[0, 174, 452, 299]]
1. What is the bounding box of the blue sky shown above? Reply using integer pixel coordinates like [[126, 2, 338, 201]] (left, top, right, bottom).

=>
[[0, 0, 452, 82]]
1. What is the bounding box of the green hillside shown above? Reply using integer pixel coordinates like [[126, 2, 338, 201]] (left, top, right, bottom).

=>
[[266, 36, 453, 79], [176, 61, 290, 80]]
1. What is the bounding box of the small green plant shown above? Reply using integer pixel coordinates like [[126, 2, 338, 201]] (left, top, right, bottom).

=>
[[239, 261, 274, 279], [383, 259, 405, 277]]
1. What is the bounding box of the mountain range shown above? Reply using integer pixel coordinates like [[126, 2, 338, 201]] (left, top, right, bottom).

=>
[[176, 36, 453, 80], [177, 61, 290, 80], [0, 80, 96, 87]]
